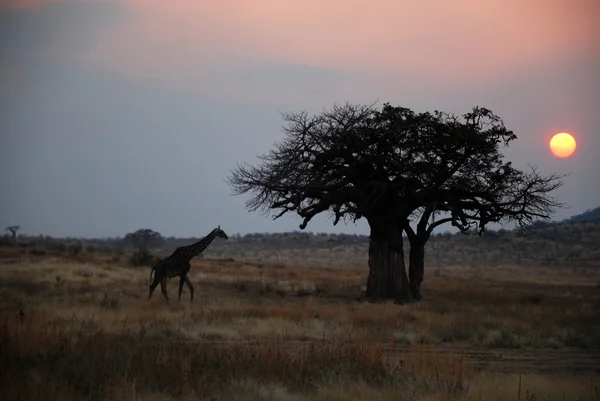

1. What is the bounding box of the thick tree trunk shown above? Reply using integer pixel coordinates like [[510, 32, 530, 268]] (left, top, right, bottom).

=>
[[365, 220, 412, 302], [408, 241, 425, 301]]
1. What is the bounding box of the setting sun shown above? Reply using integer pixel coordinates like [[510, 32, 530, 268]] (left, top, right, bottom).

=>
[[549, 132, 576, 158]]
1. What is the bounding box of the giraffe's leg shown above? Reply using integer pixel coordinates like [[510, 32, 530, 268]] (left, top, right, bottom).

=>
[[148, 280, 159, 300], [160, 278, 169, 301], [178, 276, 185, 302], [184, 275, 194, 302]]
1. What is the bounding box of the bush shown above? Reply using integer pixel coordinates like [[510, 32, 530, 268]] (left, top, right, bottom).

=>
[[129, 251, 157, 267], [113, 243, 124, 255], [68, 243, 82, 256], [28, 249, 46, 256], [47, 242, 67, 253], [0, 235, 13, 246]]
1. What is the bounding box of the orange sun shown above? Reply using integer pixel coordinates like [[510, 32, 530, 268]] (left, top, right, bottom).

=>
[[549, 132, 576, 158]]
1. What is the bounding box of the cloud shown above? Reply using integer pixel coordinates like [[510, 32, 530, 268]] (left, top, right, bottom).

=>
[[87, 0, 599, 87], [6, 0, 598, 104], [0, 0, 129, 63]]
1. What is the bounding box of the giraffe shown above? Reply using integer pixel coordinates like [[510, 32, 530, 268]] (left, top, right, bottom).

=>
[[148, 226, 228, 302]]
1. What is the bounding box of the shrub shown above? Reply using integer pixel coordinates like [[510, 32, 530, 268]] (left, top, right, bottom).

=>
[[128, 251, 157, 267], [68, 243, 82, 256]]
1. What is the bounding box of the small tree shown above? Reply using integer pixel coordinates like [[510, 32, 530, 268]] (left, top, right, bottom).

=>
[[124, 228, 163, 266], [5, 226, 20, 243], [227, 102, 564, 302]]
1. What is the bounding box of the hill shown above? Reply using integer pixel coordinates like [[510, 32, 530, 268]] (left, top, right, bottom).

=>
[[531, 205, 600, 229], [568, 206, 600, 223]]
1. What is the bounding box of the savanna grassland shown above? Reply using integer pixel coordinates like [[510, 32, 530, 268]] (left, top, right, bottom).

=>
[[1, 230, 600, 401]]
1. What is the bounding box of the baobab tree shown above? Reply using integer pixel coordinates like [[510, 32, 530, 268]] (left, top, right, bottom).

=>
[[227, 102, 564, 302], [5, 225, 20, 242]]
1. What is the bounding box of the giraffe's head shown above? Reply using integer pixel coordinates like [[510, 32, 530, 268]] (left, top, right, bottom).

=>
[[213, 225, 228, 240]]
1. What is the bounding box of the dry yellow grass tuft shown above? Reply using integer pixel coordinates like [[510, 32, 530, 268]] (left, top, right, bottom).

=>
[[0, 246, 599, 400]]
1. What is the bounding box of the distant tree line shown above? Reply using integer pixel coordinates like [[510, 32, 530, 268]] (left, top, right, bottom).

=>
[[2, 220, 599, 265]]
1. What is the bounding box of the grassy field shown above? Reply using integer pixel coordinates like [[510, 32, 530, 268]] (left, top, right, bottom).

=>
[[1, 245, 599, 400]]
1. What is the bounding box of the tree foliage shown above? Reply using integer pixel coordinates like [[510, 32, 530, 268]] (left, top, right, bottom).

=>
[[229, 102, 562, 230]]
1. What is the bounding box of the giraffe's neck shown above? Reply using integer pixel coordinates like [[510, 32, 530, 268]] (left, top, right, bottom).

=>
[[180, 232, 216, 261]]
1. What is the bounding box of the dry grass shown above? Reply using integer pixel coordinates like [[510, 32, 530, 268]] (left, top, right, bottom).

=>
[[0, 246, 599, 400]]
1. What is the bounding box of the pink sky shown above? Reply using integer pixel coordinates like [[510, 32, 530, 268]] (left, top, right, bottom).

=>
[[37, 0, 597, 85], [4, 0, 597, 144], [4, 0, 597, 89]]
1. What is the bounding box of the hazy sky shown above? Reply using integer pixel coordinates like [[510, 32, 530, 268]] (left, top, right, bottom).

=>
[[1, 0, 599, 238]]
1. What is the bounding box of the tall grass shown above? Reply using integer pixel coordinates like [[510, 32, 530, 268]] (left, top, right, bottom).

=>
[[1, 315, 598, 401], [1, 247, 599, 400]]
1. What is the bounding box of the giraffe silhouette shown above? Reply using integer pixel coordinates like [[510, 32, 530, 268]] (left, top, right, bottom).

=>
[[148, 226, 228, 302]]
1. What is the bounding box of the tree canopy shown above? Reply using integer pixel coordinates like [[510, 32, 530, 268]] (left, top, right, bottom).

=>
[[227, 102, 564, 301], [124, 229, 164, 254]]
